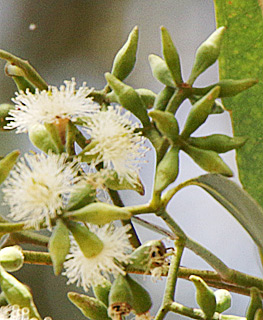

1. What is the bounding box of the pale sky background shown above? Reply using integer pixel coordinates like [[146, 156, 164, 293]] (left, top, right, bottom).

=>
[[0, 1, 260, 319]]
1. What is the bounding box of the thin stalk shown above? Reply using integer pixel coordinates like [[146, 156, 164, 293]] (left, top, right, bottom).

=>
[[9, 231, 49, 247], [23, 250, 52, 265], [0, 49, 48, 90]]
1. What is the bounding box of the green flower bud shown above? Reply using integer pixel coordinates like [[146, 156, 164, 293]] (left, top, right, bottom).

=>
[[211, 99, 225, 114], [105, 73, 150, 127], [5, 63, 36, 93], [0, 246, 24, 272], [254, 308, 263, 320], [108, 274, 133, 319], [0, 266, 40, 319], [126, 275, 152, 315], [188, 27, 226, 85], [215, 289, 232, 313], [65, 202, 131, 225], [111, 26, 139, 81], [154, 146, 179, 193], [67, 222, 104, 258], [29, 124, 58, 154], [0, 150, 20, 185], [135, 88, 157, 109], [105, 170, 145, 195], [188, 134, 247, 153], [148, 54, 175, 87], [183, 144, 233, 177], [153, 86, 175, 111], [161, 26, 183, 85], [68, 292, 111, 320], [192, 78, 258, 98], [48, 219, 70, 275], [93, 278, 112, 307], [0, 104, 15, 130], [181, 86, 220, 139], [66, 181, 96, 211], [246, 287, 263, 320], [189, 275, 216, 319], [126, 240, 166, 273], [149, 110, 179, 142]]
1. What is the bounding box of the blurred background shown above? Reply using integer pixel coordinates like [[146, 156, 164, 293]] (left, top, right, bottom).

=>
[[0, 1, 261, 319]]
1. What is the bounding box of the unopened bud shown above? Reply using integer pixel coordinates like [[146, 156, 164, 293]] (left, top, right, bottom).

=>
[[65, 202, 131, 225], [29, 124, 58, 154], [93, 278, 112, 307], [68, 292, 111, 320], [215, 289, 232, 313], [135, 88, 157, 109], [148, 54, 175, 87], [183, 144, 233, 177], [246, 287, 263, 320], [181, 86, 220, 139], [161, 26, 183, 85], [153, 86, 175, 111], [48, 219, 70, 275], [0, 150, 20, 185], [188, 27, 226, 85], [190, 275, 216, 319], [0, 246, 24, 272], [111, 26, 139, 81], [66, 181, 96, 211], [105, 73, 150, 126], [254, 308, 263, 320]]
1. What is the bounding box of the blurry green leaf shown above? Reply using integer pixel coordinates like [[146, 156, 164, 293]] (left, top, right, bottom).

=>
[[192, 174, 263, 250], [214, 1, 263, 207]]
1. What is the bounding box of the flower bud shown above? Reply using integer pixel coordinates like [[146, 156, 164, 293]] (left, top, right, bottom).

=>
[[188, 27, 226, 85], [67, 222, 104, 258], [126, 240, 166, 274], [0, 104, 15, 130], [65, 202, 131, 225], [246, 287, 263, 320], [153, 86, 175, 111], [188, 134, 247, 153], [0, 150, 20, 185], [0, 246, 24, 272], [0, 266, 40, 319], [161, 26, 183, 85], [93, 278, 112, 307], [48, 219, 70, 275], [108, 274, 133, 319], [135, 88, 157, 109], [68, 292, 111, 320], [105, 170, 145, 195], [148, 54, 175, 87], [183, 144, 233, 177], [66, 181, 96, 211], [5, 63, 35, 93], [254, 308, 263, 320], [111, 26, 139, 81], [181, 86, 220, 139], [189, 275, 216, 319], [154, 146, 179, 193], [149, 110, 179, 143], [215, 289, 232, 313], [126, 275, 152, 316], [28, 124, 58, 154], [105, 73, 150, 127]]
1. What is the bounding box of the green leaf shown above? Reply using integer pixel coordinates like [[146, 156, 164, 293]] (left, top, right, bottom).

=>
[[191, 174, 263, 250], [214, 1, 263, 207]]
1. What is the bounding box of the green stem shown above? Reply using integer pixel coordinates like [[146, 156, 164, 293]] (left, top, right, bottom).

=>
[[66, 121, 76, 156], [8, 231, 49, 247], [125, 203, 153, 215], [157, 209, 186, 239], [0, 49, 48, 90], [23, 250, 52, 265], [0, 222, 25, 234]]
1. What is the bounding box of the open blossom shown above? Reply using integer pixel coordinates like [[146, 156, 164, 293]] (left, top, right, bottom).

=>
[[2, 153, 80, 229], [0, 305, 51, 320], [5, 78, 99, 133], [83, 106, 148, 186], [63, 224, 132, 291]]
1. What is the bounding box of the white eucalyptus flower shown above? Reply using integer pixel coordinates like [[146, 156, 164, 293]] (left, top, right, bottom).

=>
[[6, 78, 98, 133], [83, 106, 148, 186], [63, 224, 132, 292], [2, 153, 80, 229], [0, 305, 44, 320]]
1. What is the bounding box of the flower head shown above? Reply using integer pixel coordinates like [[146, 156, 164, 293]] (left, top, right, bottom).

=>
[[63, 224, 132, 291], [6, 78, 98, 133], [2, 153, 80, 229], [83, 106, 148, 186], [0, 305, 51, 320]]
